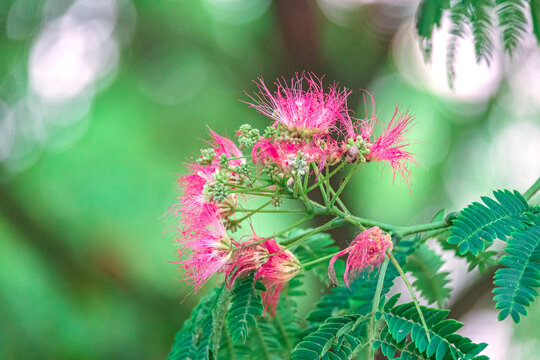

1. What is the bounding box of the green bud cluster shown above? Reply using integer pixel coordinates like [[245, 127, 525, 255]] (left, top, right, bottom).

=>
[[238, 124, 260, 149], [345, 136, 371, 163], [203, 169, 231, 203], [219, 153, 229, 168], [288, 151, 309, 177], [271, 194, 283, 208], [196, 147, 216, 166], [263, 125, 277, 138], [262, 162, 280, 180]]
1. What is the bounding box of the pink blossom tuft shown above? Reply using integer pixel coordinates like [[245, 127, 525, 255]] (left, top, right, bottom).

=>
[[342, 92, 416, 184], [328, 227, 393, 287], [366, 108, 416, 184], [223, 236, 270, 288], [246, 73, 351, 135], [255, 240, 301, 315], [176, 209, 233, 292]]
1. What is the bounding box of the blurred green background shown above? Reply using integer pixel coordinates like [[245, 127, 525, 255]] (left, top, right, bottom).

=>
[[1, 0, 539, 359]]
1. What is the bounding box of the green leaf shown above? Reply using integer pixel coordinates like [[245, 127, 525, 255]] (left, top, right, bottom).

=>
[[447, 189, 531, 256], [416, 0, 450, 59], [493, 222, 540, 323], [168, 286, 229, 360], [471, 0, 495, 64], [227, 275, 265, 344], [305, 244, 412, 334], [291, 315, 367, 360], [406, 243, 451, 307], [532, 0, 540, 43], [497, 0, 528, 56], [380, 298, 489, 360]]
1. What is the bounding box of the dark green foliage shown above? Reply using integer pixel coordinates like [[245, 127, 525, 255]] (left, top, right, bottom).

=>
[[447, 190, 531, 256], [446, 1, 471, 86], [377, 299, 489, 360], [273, 297, 302, 352], [438, 231, 499, 273], [291, 315, 365, 360], [532, 0, 540, 42], [415, 0, 536, 85], [472, 0, 495, 64], [416, 0, 450, 59], [406, 243, 451, 307], [493, 223, 540, 323], [305, 249, 405, 332], [287, 229, 339, 282], [227, 275, 265, 344], [497, 0, 528, 56], [168, 286, 230, 360]]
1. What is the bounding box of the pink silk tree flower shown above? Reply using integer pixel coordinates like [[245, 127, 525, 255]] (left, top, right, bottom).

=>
[[328, 227, 393, 287], [176, 129, 245, 231], [176, 209, 234, 293], [252, 138, 324, 179], [365, 108, 416, 185], [255, 239, 301, 315], [223, 237, 270, 288], [341, 93, 416, 184], [246, 73, 351, 137]]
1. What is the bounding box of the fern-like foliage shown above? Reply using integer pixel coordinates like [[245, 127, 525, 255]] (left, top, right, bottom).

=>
[[168, 285, 230, 360], [376, 298, 489, 360], [446, 1, 471, 87], [532, 0, 540, 42], [493, 222, 540, 323], [416, 0, 538, 86], [305, 245, 410, 333], [447, 189, 531, 256], [416, 0, 450, 60], [406, 243, 451, 308], [472, 0, 495, 64], [497, 0, 529, 56], [227, 275, 265, 344], [291, 315, 365, 360]]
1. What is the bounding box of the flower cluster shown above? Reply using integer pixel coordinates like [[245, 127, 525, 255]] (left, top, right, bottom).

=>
[[247, 74, 415, 184], [172, 73, 414, 313]]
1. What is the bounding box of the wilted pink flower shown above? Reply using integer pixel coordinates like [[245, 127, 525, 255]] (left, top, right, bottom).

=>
[[246, 73, 351, 136], [176, 209, 233, 292], [255, 240, 301, 315], [223, 236, 270, 288], [328, 227, 393, 287]]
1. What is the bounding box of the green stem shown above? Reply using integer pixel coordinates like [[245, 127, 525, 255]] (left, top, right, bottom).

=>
[[396, 220, 448, 237], [311, 163, 329, 208], [330, 162, 360, 207], [264, 215, 313, 241], [234, 200, 272, 223], [301, 251, 339, 269], [296, 175, 313, 211], [306, 161, 346, 193], [255, 325, 272, 360], [387, 251, 431, 342], [235, 208, 305, 214], [367, 256, 389, 360], [281, 218, 344, 248], [328, 186, 350, 214], [524, 177, 540, 201]]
